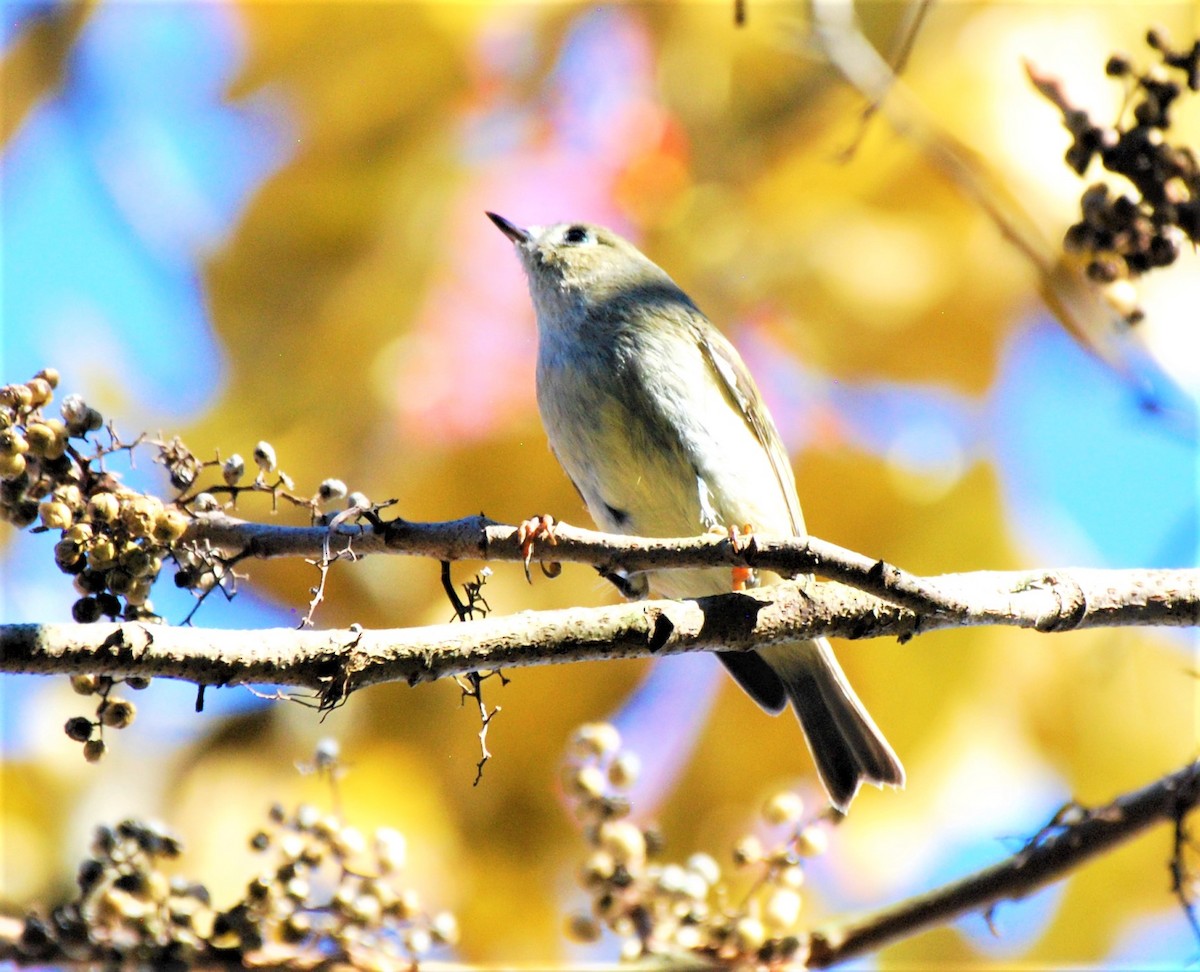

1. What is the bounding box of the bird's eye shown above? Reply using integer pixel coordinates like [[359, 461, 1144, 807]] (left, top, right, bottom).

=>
[[563, 225, 591, 245]]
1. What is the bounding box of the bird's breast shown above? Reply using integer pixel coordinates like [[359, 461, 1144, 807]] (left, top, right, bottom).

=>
[[536, 322, 790, 541], [536, 340, 696, 537]]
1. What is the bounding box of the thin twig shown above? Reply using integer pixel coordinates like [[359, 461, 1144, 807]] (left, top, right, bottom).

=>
[[838, 0, 934, 161], [441, 561, 469, 622], [456, 670, 505, 786], [443, 564, 505, 782], [1171, 794, 1200, 944]]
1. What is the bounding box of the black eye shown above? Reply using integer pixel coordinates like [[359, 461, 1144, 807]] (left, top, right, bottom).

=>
[[563, 225, 591, 245]]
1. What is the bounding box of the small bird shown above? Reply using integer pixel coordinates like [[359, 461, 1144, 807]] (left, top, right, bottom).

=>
[[488, 212, 904, 811]]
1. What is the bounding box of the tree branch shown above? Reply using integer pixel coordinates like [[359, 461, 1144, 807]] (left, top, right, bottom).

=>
[[2, 515, 1190, 695], [807, 758, 1200, 965], [0, 585, 911, 698], [188, 512, 1199, 631], [1, 552, 1195, 698]]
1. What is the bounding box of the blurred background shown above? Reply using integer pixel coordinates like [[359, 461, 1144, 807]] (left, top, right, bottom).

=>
[[1, 1, 1197, 966]]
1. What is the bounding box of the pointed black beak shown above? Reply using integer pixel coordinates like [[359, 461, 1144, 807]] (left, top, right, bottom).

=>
[[486, 211, 530, 244]]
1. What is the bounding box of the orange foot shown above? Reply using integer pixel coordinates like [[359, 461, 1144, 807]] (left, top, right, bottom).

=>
[[517, 514, 558, 583], [729, 523, 755, 591]]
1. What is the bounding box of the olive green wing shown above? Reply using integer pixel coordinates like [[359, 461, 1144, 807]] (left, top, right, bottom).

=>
[[696, 324, 806, 537]]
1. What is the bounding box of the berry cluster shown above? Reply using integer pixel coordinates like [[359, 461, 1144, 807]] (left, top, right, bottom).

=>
[[1037, 28, 1200, 323], [0, 369, 191, 627], [0, 367, 376, 754], [563, 722, 827, 967], [1, 754, 457, 970], [63, 674, 150, 762], [2, 367, 363, 625], [6, 819, 213, 970], [213, 801, 458, 968]]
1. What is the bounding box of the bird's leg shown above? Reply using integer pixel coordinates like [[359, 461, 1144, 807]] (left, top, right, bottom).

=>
[[729, 522, 756, 591], [705, 522, 757, 591], [516, 514, 558, 583]]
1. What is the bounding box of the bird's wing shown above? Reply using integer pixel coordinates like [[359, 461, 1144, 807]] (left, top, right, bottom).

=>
[[696, 325, 806, 537]]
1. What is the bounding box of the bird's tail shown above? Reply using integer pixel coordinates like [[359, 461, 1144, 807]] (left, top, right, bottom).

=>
[[758, 638, 905, 813]]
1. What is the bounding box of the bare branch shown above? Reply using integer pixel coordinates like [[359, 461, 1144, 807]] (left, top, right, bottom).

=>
[[838, 0, 934, 161], [188, 513, 1199, 631], [1, 556, 1195, 692], [0, 585, 905, 692], [808, 759, 1200, 965]]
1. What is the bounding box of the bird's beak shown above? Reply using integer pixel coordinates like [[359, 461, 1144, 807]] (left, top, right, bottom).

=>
[[486, 211, 530, 244]]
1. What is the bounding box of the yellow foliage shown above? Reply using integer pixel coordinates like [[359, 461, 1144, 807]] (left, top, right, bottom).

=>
[[3, 1, 1196, 965]]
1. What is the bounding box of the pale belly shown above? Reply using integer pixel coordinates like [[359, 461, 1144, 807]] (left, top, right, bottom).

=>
[[538, 342, 798, 601]]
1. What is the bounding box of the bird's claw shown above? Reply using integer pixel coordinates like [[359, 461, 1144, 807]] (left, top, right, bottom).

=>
[[517, 514, 558, 583]]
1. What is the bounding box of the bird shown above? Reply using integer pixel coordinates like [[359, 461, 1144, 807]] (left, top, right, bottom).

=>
[[487, 212, 904, 812]]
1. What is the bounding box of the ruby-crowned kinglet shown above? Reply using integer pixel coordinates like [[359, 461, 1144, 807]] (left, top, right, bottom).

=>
[[488, 212, 904, 811]]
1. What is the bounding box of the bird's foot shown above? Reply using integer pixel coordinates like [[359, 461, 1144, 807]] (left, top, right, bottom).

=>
[[517, 514, 558, 583]]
